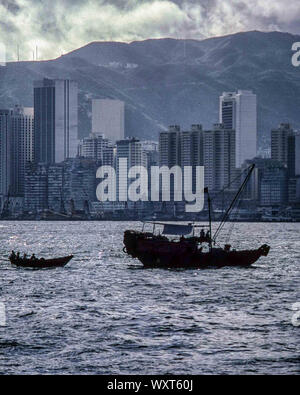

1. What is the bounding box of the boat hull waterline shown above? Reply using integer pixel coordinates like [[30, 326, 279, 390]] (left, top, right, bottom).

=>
[[9, 255, 74, 268], [123, 230, 270, 268]]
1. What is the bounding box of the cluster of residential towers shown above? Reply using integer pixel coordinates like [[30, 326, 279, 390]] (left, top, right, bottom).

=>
[[0, 78, 299, 219]]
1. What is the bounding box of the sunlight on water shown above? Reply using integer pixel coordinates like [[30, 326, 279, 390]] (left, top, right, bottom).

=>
[[0, 221, 299, 374]]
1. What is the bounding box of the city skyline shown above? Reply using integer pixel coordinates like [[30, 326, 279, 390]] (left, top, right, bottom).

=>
[[0, 69, 299, 220]]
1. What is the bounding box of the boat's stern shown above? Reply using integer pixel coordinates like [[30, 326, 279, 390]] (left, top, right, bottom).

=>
[[123, 230, 141, 258]]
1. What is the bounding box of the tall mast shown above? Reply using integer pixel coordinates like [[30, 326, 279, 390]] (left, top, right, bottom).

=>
[[204, 187, 212, 251], [213, 164, 255, 243]]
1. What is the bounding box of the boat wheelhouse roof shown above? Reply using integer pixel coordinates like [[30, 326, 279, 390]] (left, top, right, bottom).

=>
[[162, 224, 193, 235], [142, 222, 209, 236]]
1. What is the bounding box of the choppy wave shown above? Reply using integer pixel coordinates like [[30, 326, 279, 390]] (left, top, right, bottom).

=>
[[0, 221, 299, 375]]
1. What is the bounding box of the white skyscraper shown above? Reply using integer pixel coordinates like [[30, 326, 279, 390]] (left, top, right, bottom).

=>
[[220, 90, 257, 168], [92, 99, 125, 143], [34, 78, 78, 164]]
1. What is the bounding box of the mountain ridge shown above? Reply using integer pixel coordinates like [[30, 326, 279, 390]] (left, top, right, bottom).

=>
[[1, 30, 300, 148]]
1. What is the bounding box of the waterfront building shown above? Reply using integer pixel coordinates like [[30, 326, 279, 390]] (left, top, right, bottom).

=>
[[62, 158, 97, 212], [220, 90, 257, 168], [79, 133, 114, 166], [48, 164, 64, 212], [34, 78, 78, 164], [259, 161, 288, 207], [271, 124, 300, 203], [10, 106, 34, 196], [115, 138, 147, 204], [24, 163, 48, 212], [271, 123, 294, 174], [159, 123, 237, 195], [159, 125, 181, 168], [203, 124, 236, 192], [159, 125, 181, 208], [0, 109, 11, 204]]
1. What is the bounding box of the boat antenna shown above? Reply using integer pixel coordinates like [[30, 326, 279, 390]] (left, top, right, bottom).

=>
[[212, 164, 255, 243]]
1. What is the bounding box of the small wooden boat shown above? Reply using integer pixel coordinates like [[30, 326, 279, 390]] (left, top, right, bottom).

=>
[[9, 254, 74, 268]]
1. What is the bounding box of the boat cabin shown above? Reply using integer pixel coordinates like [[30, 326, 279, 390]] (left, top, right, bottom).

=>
[[141, 222, 212, 244]]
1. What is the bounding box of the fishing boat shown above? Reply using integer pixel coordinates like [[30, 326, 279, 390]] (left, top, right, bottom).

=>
[[9, 253, 74, 268], [123, 164, 270, 268]]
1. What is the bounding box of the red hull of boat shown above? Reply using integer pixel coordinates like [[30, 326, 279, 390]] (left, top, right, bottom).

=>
[[123, 230, 270, 268]]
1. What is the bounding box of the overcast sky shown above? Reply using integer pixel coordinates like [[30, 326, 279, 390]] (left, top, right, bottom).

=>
[[1, 0, 300, 61]]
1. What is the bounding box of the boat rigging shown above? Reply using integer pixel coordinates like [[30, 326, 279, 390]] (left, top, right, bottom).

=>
[[123, 164, 270, 268]]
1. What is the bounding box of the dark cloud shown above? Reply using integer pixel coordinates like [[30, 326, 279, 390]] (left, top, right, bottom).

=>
[[0, 0, 299, 61], [1, 0, 20, 15]]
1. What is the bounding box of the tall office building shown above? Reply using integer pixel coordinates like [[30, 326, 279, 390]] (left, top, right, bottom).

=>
[[271, 123, 300, 203], [271, 123, 295, 175], [295, 134, 300, 203], [62, 158, 97, 212], [296, 133, 300, 177], [159, 126, 181, 205], [181, 125, 203, 167], [92, 99, 125, 143], [158, 123, 237, 211], [116, 138, 147, 202], [24, 163, 48, 211], [242, 157, 292, 207], [159, 125, 181, 167], [220, 90, 257, 168], [34, 78, 78, 164], [47, 164, 64, 212], [10, 106, 34, 196], [0, 106, 34, 207], [0, 109, 11, 201], [260, 161, 288, 207], [181, 125, 203, 194], [203, 124, 236, 192]]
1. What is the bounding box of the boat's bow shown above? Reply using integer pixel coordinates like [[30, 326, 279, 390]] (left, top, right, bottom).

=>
[[258, 244, 271, 257]]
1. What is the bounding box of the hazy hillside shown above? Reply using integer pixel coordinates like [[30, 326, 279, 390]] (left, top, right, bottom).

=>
[[1, 30, 300, 148]]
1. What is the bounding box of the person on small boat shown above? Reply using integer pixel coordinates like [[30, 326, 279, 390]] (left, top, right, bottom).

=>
[[30, 254, 36, 261], [200, 229, 205, 239], [23, 253, 28, 260], [10, 250, 16, 259], [16, 252, 20, 259]]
